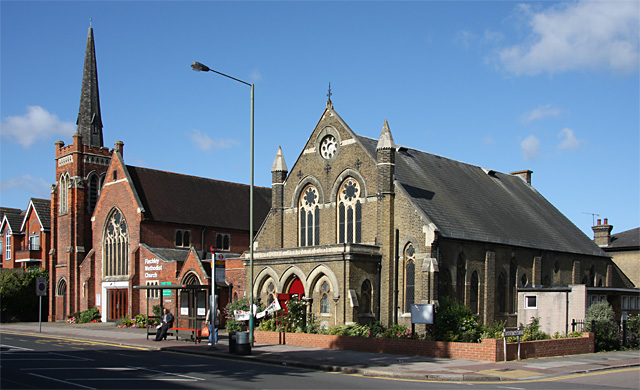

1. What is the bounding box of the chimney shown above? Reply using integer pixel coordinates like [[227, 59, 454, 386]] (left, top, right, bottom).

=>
[[592, 218, 613, 247], [114, 140, 124, 157], [510, 170, 533, 185]]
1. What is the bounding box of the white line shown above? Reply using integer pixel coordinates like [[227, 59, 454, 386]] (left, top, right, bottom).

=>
[[28, 372, 96, 390], [68, 378, 199, 381], [129, 366, 205, 381], [497, 387, 526, 390], [0, 344, 33, 351], [50, 352, 94, 361]]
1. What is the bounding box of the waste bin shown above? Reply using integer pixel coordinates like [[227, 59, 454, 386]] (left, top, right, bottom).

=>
[[228, 331, 236, 354], [235, 331, 251, 355]]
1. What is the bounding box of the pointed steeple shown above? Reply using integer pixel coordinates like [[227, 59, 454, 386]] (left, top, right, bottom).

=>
[[271, 146, 288, 173], [376, 119, 395, 150], [76, 27, 103, 147]]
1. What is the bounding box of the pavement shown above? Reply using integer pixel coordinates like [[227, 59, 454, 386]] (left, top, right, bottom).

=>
[[1, 321, 639, 382]]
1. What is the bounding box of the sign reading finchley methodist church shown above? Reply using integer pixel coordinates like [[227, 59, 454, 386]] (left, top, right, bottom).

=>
[[144, 258, 162, 278]]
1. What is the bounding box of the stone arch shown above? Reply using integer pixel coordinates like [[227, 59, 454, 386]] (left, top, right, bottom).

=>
[[181, 271, 201, 285], [307, 264, 340, 299], [291, 175, 325, 208], [329, 168, 368, 202], [254, 266, 281, 298], [56, 277, 68, 296], [280, 265, 308, 295]]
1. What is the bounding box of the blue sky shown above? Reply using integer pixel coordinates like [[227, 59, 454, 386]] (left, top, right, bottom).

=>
[[1, 1, 638, 238]]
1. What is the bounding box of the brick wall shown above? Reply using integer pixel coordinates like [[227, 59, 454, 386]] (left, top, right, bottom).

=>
[[254, 330, 593, 362]]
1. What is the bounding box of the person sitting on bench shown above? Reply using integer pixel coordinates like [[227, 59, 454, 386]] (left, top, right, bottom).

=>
[[155, 308, 174, 341]]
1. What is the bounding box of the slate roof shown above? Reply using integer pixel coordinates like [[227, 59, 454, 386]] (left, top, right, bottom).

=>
[[357, 135, 606, 257], [140, 244, 190, 262], [30, 198, 51, 230], [1, 208, 25, 233], [608, 228, 640, 250], [126, 166, 272, 231]]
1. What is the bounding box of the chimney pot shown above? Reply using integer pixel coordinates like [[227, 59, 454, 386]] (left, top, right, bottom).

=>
[[604, 218, 608, 225], [597, 219, 601, 225]]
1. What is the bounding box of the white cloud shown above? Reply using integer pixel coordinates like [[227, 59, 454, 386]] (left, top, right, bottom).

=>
[[558, 127, 580, 150], [455, 30, 475, 49], [1, 106, 75, 149], [483, 136, 495, 146], [498, 1, 639, 75], [521, 135, 541, 160], [0, 174, 50, 198], [188, 129, 239, 151], [522, 104, 563, 124]]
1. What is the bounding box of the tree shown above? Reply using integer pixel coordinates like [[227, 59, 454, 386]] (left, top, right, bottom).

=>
[[586, 301, 620, 351], [0, 267, 48, 322]]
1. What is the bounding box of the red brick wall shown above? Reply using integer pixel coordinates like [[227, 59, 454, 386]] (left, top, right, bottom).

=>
[[254, 331, 594, 362]]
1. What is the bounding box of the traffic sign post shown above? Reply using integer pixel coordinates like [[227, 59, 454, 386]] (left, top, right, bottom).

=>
[[502, 327, 524, 361], [35, 277, 47, 332]]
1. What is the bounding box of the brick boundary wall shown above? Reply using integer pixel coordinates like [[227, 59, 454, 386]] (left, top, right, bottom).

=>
[[254, 331, 593, 362]]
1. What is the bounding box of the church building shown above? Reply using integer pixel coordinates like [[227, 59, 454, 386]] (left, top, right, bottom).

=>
[[48, 27, 271, 323], [251, 97, 635, 330]]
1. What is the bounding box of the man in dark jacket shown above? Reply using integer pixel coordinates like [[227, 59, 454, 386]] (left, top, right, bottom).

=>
[[155, 308, 174, 341]]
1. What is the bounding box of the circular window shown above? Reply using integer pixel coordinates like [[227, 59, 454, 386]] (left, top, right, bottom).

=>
[[320, 135, 337, 159]]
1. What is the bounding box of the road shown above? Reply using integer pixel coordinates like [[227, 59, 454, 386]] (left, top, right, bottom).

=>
[[1, 332, 638, 389]]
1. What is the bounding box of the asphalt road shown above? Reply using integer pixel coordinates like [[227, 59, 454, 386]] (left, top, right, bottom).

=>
[[1, 332, 638, 390]]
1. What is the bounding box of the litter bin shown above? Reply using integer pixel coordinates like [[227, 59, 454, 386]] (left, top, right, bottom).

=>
[[228, 331, 236, 354], [235, 331, 251, 355]]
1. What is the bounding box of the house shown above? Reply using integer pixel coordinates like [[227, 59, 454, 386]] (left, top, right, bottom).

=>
[[48, 27, 271, 323], [250, 97, 635, 331], [0, 199, 50, 270]]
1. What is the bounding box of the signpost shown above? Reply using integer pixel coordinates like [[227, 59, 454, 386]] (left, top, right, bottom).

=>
[[35, 277, 47, 332], [503, 327, 524, 361]]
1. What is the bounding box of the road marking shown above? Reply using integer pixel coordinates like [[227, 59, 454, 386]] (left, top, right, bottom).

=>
[[0, 344, 33, 351], [0, 331, 148, 350], [28, 372, 96, 390]]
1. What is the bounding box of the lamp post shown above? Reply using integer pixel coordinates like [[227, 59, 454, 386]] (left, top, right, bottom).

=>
[[191, 61, 255, 344]]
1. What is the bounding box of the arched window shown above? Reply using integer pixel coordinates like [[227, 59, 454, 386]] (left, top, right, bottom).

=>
[[104, 209, 129, 277], [320, 281, 330, 314], [497, 272, 506, 313], [509, 258, 517, 313], [404, 244, 416, 312], [438, 268, 451, 299], [337, 178, 361, 244], [267, 282, 276, 305], [360, 280, 372, 314], [56, 278, 67, 297], [87, 173, 100, 214], [457, 255, 466, 303], [470, 271, 479, 314], [521, 273, 528, 287], [59, 172, 70, 215], [299, 185, 320, 246]]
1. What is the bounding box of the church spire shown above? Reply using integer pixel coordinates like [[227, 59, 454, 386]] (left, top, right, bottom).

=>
[[76, 26, 103, 147]]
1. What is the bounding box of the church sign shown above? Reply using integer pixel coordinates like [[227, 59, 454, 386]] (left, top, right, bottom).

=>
[[144, 258, 162, 279]]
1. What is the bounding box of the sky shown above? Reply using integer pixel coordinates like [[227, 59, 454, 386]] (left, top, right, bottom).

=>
[[1, 0, 638, 239]]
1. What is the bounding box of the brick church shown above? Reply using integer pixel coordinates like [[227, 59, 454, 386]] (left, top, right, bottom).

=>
[[48, 27, 271, 323], [251, 96, 635, 329]]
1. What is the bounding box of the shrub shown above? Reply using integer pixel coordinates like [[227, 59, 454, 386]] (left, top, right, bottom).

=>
[[433, 297, 481, 342], [568, 330, 583, 338], [521, 317, 550, 342], [79, 307, 101, 323], [0, 267, 48, 322], [480, 320, 507, 339], [382, 323, 413, 339], [223, 298, 263, 332], [625, 314, 640, 349], [586, 301, 620, 351]]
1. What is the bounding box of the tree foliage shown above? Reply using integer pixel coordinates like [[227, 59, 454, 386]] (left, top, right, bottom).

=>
[[0, 267, 48, 322], [585, 301, 620, 351]]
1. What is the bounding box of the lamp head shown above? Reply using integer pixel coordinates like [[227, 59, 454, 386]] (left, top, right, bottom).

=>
[[191, 61, 210, 72]]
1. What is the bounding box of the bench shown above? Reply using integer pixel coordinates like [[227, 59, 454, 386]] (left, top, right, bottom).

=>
[[146, 326, 201, 343]]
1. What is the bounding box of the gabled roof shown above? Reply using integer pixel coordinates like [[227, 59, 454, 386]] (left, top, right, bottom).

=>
[[126, 166, 272, 231], [140, 243, 190, 262], [1, 208, 25, 234], [357, 135, 606, 257], [608, 227, 640, 250], [20, 198, 51, 232]]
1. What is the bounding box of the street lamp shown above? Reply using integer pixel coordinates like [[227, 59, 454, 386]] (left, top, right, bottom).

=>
[[191, 61, 255, 345]]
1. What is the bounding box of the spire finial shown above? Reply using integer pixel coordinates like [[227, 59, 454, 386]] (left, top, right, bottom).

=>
[[325, 83, 333, 109], [327, 83, 332, 101], [89, 18, 92, 28]]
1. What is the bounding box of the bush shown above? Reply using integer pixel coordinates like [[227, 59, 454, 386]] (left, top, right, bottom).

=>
[[0, 267, 48, 322], [586, 301, 620, 351], [224, 298, 264, 332], [520, 317, 550, 342], [480, 320, 507, 339], [433, 297, 481, 342], [625, 314, 640, 349], [382, 323, 413, 339], [79, 307, 101, 323]]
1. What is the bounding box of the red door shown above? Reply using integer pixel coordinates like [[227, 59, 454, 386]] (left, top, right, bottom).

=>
[[107, 289, 127, 321]]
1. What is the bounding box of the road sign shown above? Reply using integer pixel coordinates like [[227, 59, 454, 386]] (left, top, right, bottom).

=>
[[36, 277, 47, 296], [214, 253, 226, 262], [503, 329, 524, 337]]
